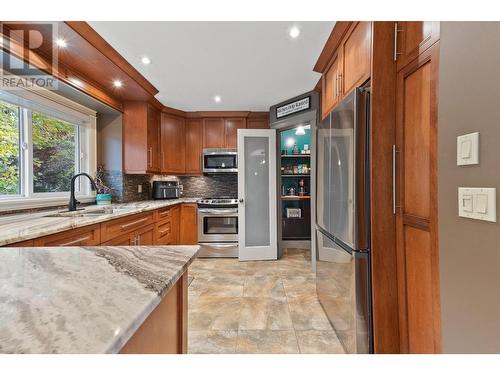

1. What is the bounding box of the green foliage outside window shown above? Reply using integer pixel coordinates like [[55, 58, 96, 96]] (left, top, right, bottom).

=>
[[0, 101, 20, 195], [0, 99, 78, 195]]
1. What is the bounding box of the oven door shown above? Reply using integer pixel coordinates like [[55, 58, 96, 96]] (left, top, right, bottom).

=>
[[198, 208, 239, 242], [203, 151, 238, 173]]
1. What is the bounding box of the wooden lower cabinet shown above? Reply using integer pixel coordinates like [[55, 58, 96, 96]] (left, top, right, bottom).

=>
[[395, 42, 440, 353], [3, 204, 191, 248], [34, 224, 101, 246], [120, 272, 188, 354], [5, 239, 35, 247], [170, 205, 180, 244], [179, 203, 198, 245]]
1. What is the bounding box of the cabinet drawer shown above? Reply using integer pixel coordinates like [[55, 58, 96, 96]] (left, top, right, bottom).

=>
[[101, 212, 155, 242], [156, 207, 172, 223], [35, 224, 101, 246], [155, 220, 172, 245]]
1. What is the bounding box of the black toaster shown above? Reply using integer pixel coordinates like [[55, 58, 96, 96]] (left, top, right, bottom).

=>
[[152, 181, 181, 199]]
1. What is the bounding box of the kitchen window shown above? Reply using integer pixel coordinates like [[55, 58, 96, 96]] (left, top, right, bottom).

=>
[[0, 89, 96, 210]]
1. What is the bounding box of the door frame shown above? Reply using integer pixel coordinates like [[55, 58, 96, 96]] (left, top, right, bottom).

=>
[[237, 128, 277, 261]]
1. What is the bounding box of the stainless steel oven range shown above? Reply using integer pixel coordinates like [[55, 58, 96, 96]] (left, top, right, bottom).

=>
[[197, 198, 239, 258]]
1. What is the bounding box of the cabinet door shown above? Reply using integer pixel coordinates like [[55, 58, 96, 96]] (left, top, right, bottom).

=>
[[34, 224, 101, 246], [170, 205, 180, 244], [155, 220, 172, 245], [395, 42, 440, 353], [342, 21, 372, 96], [203, 118, 225, 148], [247, 118, 269, 129], [147, 105, 161, 173], [396, 22, 440, 71], [185, 119, 203, 174], [136, 224, 155, 246], [321, 52, 341, 119], [179, 203, 198, 245], [224, 118, 246, 148], [161, 114, 186, 174]]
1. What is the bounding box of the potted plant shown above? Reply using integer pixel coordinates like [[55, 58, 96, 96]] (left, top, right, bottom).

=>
[[94, 166, 112, 205]]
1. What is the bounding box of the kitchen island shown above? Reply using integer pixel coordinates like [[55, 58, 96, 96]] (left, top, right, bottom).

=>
[[0, 245, 199, 353]]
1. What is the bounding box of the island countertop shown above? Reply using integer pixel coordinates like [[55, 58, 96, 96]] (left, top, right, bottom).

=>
[[0, 245, 199, 354]]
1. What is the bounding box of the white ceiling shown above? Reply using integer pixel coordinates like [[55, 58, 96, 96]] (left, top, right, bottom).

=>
[[89, 22, 334, 111]]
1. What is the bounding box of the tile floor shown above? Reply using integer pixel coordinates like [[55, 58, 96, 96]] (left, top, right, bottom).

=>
[[187, 248, 345, 354]]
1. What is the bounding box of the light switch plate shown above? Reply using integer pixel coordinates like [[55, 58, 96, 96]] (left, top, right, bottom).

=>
[[457, 132, 479, 166], [458, 187, 496, 222]]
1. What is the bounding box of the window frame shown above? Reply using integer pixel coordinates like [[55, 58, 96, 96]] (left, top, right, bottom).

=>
[[0, 87, 97, 211]]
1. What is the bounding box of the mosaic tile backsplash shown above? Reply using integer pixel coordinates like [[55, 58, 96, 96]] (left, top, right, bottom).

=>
[[178, 174, 237, 198]]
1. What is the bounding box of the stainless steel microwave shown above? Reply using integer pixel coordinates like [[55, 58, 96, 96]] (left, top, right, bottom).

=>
[[202, 148, 237, 173]]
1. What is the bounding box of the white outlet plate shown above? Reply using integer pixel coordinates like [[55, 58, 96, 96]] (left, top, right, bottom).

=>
[[137, 184, 142, 193], [458, 187, 496, 222], [457, 132, 479, 166]]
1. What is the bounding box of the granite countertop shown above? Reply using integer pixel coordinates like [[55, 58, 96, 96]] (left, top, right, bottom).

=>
[[0, 198, 199, 246], [0, 245, 199, 353]]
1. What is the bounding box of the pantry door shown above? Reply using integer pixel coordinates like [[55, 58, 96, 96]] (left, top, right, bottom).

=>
[[237, 129, 277, 261]]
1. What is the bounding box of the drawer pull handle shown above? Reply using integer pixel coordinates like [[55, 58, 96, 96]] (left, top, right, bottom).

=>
[[120, 217, 149, 230], [59, 235, 92, 246], [159, 229, 171, 236], [159, 210, 170, 217]]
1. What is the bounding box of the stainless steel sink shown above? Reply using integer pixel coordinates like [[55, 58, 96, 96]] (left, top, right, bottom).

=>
[[44, 207, 135, 218]]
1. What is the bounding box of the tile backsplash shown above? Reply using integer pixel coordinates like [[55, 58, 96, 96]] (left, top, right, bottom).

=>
[[102, 171, 238, 202], [179, 174, 237, 198]]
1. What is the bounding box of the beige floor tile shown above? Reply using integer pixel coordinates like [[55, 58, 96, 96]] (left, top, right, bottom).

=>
[[244, 260, 281, 276], [188, 330, 238, 354], [282, 275, 317, 299], [239, 298, 293, 330], [236, 330, 300, 354], [187, 248, 342, 354], [189, 296, 242, 330], [295, 330, 345, 354], [243, 275, 286, 299], [288, 295, 334, 331]]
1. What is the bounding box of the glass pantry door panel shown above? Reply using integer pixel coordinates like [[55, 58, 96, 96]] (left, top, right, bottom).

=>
[[244, 136, 270, 247], [238, 129, 277, 261]]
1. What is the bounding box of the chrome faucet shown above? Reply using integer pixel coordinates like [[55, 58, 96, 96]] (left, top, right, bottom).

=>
[[68, 173, 98, 211]]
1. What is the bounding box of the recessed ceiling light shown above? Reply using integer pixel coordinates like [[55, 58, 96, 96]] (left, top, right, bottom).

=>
[[141, 56, 151, 65], [55, 38, 67, 48], [289, 26, 300, 39], [113, 80, 123, 88], [214, 95, 222, 103]]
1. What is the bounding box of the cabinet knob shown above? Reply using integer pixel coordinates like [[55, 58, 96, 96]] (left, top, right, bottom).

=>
[[239, 198, 244, 203]]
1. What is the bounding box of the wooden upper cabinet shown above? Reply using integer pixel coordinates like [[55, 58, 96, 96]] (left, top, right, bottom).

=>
[[161, 114, 186, 174], [322, 52, 342, 119], [147, 106, 161, 173], [185, 119, 203, 175], [320, 22, 371, 119], [224, 118, 246, 148], [395, 22, 440, 71], [341, 21, 372, 96], [203, 118, 225, 148], [123, 102, 161, 174], [247, 117, 269, 129]]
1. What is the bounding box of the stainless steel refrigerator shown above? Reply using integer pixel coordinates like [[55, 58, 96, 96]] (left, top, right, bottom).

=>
[[315, 87, 372, 354]]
